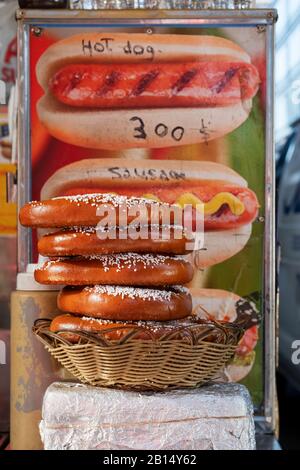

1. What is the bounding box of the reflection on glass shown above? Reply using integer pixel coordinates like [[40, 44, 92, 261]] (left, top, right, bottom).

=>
[[70, 0, 256, 9], [288, 23, 300, 70]]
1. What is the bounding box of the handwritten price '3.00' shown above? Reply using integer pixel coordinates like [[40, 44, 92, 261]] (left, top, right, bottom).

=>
[[129, 116, 212, 144], [130, 116, 185, 142]]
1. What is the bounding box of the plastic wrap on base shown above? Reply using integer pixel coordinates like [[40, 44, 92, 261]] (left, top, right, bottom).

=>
[[40, 382, 255, 450]]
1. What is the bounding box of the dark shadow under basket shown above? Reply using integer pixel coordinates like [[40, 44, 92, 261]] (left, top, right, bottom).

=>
[[33, 318, 244, 391]]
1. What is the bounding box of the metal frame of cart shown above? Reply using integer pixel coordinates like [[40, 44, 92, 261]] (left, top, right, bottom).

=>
[[16, 7, 277, 440]]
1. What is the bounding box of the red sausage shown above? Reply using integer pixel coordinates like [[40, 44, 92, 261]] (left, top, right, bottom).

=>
[[62, 184, 259, 231], [201, 186, 259, 231], [50, 62, 260, 109]]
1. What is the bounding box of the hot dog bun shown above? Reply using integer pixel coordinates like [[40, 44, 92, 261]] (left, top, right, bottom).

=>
[[38, 159, 256, 268], [190, 224, 251, 268], [36, 33, 251, 90], [37, 93, 252, 150], [41, 159, 247, 199], [224, 352, 256, 382], [191, 288, 243, 323], [36, 33, 258, 149]]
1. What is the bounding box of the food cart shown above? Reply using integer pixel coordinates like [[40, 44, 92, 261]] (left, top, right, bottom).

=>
[[10, 2, 278, 450]]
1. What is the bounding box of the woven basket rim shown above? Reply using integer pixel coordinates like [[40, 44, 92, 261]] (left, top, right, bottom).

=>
[[32, 318, 243, 391], [33, 317, 244, 349]]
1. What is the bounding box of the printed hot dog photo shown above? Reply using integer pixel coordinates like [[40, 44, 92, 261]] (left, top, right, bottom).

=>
[[35, 32, 260, 150], [23, 159, 259, 268], [26, 25, 266, 404], [191, 288, 260, 383]]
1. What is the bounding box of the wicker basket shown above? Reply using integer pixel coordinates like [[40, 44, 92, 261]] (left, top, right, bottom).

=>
[[33, 318, 243, 391]]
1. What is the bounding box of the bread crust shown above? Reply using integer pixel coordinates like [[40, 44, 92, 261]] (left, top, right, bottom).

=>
[[38, 227, 191, 256], [37, 93, 252, 149], [41, 159, 247, 200], [49, 313, 213, 343], [57, 285, 192, 321], [34, 254, 194, 286], [19, 194, 179, 228]]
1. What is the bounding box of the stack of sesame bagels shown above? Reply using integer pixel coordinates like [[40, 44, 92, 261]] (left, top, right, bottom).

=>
[[20, 193, 195, 341]]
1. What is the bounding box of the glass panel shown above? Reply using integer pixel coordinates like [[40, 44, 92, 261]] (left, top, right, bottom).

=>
[[276, 94, 289, 133], [69, 0, 256, 8], [287, 0, 300, 19], [276, 44, 289, 84], [287, 22, 300, 70], [276, 1, 290, 41]]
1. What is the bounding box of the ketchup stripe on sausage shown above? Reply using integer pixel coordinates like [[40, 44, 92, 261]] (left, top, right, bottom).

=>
[[50, 62, 260, 109]]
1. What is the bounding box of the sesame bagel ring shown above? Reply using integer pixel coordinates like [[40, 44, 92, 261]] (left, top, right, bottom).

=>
[[38, 226, 192, 257], [49, 313, 217, 344], [57, 285, 192, 321], [34, 253, 194, 286], [19, 193, 181, 228]]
